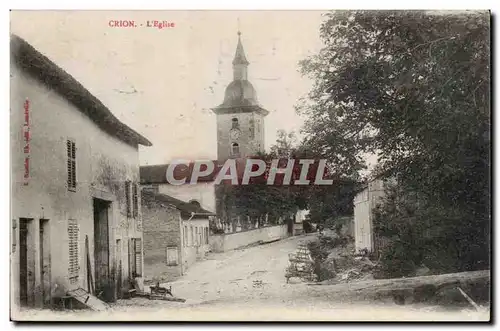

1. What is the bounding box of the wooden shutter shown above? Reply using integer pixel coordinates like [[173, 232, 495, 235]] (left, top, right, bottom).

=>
[[125, 181, 132, 218], [134, 238, 142, 277], [132, 183, 139, 218], [68, 220, 79, 283], [128, 238, 136, 278], [67, 140, 76, 191]]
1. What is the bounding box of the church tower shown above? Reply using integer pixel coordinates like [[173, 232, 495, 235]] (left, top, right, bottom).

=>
[[212, 32, 269, 162]]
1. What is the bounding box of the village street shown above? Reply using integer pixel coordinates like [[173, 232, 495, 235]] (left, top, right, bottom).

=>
[[16, 233, 489, 322]]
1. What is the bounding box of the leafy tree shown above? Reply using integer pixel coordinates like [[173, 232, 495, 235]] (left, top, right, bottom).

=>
[[215, 129, 358, 229], [298, 10, 490, 275], [270, 129, 298, 157]]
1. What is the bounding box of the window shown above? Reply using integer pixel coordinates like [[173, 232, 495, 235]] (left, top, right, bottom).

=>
[[67, 140, 76, 191], [132, 183, 139, 218], [231, 118, 239, 129], [184, 225, 188, 247], [68, 219, 79, 283], [205, 227, 209, 244], [231, 143, 239, 155], [190, 226, 194, 246], [129, 238, 142, 277], [125, 181, 132, 218], [166, 247, 179, 266]]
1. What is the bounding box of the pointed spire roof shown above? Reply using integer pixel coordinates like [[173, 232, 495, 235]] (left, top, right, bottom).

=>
[[232, 31, 249, 65]]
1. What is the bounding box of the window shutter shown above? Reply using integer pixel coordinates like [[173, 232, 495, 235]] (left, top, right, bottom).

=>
[[134, 238, 142, 277], [128, 238, 136, 278], [125, 181, 132, 218], [128, 238, 143, 278], [132, 183, 139, 218], [67, 140, 76, 191], [184, 226, 187, 247], [68, 220, 79, 283], [71, 141, 76, 187]]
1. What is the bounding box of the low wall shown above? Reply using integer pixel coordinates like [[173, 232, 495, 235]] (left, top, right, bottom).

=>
[[209, 224, 288, 253]]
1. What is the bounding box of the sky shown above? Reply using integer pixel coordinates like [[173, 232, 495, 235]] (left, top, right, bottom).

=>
[[10, 10, 327, 165]]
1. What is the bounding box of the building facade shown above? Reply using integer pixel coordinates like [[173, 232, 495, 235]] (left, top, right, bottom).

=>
[[140, 163, 218, 214], [353, 179, 386, 254], [141, 190, 214, 282], [10, 35, 152, 309]]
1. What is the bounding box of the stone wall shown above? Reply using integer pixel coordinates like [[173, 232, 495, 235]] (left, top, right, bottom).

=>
[[209, 224, 288, 253]]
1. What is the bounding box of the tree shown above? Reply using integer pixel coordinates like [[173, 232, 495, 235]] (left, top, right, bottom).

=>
[[298, 11, 490, 274], [270, 129, 298, 158], [215, 131, 302, 228], [215, 129, 358, 229]]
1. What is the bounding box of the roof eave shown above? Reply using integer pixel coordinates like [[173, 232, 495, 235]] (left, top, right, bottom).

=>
[[211, 105, 269, 116]]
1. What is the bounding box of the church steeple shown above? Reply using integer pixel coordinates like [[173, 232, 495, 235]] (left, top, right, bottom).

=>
[[213, 30, 269, 162], [232, 31, 249, 80]]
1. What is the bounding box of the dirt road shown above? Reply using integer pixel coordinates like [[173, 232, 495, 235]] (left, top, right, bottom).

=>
[[14, 234, 489, 321]]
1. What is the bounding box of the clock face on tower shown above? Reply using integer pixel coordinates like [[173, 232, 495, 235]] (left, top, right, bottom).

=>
[[230, 128, 241, 140]]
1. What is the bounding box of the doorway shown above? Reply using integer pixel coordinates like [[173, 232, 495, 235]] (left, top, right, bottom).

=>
[[19, 218, 35, 307], [93, 198, 114, 302], [39, 219, 51, 307]]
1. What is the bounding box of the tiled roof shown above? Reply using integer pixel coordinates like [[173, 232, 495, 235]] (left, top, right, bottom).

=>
[[142, 190, 215, 217]]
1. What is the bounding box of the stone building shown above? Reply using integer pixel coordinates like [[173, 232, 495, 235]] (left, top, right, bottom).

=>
[[140, 162, 219, 214], [353, 178, 386, 254], [141, 190, 214, 282], [10, 35, 152, 308]]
